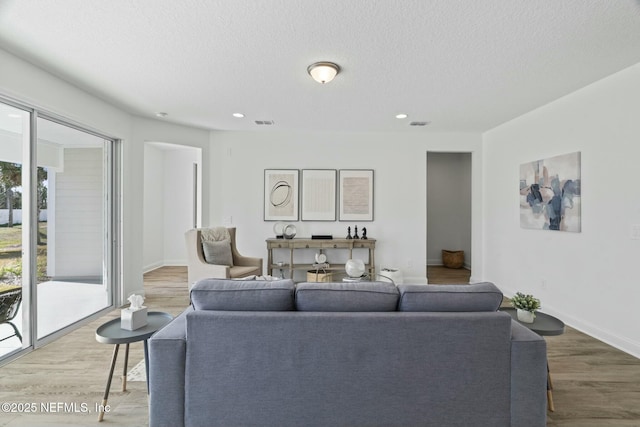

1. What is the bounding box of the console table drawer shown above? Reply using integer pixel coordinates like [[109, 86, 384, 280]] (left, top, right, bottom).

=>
[[321, 242, 351, 249], [292, 242, 313, 249], [353, 241, 375, 249], [267, 241, 288, 249]]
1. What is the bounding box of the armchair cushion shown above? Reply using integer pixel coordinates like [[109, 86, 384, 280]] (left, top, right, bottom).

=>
[[202, 240, 233, 266]]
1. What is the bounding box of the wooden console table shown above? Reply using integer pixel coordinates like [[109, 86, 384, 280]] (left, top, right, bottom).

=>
[[266, 238, 376, 280]]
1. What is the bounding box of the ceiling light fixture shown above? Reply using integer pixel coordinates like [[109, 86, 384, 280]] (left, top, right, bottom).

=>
[[307, 61, 340, 84], [155, 112, 168, 118], [395, 113, 408, 119], [232, 113, 245, 118]]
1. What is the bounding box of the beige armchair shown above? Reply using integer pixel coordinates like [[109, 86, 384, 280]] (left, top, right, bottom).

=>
[[185, 227, 263, 287]]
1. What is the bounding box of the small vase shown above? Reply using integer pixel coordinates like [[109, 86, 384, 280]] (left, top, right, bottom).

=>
[[517, 309, 535, 323]]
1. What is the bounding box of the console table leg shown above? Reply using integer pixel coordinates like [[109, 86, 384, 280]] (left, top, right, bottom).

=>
[[99, 344, 119, 422]]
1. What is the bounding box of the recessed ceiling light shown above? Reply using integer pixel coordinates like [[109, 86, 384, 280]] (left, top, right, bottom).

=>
[[155, 112, 168, 118], [410, 121, 431, 126], [395, 113, 408, 119], [232, 113, 245, 118]]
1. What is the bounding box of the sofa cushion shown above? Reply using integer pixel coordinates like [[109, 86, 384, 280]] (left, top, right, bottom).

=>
[[397, 282, 503, 312], [190, 279, 295, 311], [202, 240, 233, 266], [295, 281, 399, 312]]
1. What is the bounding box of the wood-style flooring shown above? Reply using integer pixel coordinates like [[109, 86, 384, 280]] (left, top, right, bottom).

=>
[[0, 266, 638, 426]]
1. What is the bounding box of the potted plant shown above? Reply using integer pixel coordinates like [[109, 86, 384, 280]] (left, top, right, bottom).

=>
[[510, 292, 541, 323]]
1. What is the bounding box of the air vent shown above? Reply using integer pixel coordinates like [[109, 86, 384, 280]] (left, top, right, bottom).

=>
[[254, 120, 275, 125], [409, 121, 430, 126]]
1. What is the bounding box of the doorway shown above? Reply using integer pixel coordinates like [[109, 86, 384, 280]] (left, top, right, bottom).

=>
[[143, 142, 202, 272], [426, 152, 472, 282]]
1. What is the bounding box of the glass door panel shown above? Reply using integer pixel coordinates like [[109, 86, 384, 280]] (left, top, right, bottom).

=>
[[0, 103, 30, 359], [36, 117, 111, 339]]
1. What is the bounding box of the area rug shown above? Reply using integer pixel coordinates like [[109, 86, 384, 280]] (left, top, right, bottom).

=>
[[127, 359, 146, 382]]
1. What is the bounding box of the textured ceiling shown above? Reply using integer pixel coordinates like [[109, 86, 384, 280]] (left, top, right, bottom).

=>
[[0, 0, 639, 133]]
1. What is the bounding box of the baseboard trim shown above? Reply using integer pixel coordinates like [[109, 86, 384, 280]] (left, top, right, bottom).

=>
[[143, 261, 187, 274], [143, 262, 164, 274]]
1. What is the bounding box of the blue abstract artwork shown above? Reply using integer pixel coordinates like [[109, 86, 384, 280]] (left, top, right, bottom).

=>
[[520, 152, 581, 232]]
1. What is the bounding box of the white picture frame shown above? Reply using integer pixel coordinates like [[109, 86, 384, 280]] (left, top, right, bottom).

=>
[[301, 169, 337, 221], [264, 169, 299, 221], [339, 169, 374, 221]]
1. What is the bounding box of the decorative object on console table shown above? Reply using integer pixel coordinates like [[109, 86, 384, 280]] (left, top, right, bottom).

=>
[[362, 227, 367, 239], [264, 169, 299, 221], [311, 234, 333, 239], [353, 225, 359, 239], [345, 259, 366, 279], [301, 169, 337, 221], [282, 224, 297, 239], [346, 226, 352, 239], [273, 222, 285, 239], [510, 292, 541, 324], [339, 169, 374, 221]]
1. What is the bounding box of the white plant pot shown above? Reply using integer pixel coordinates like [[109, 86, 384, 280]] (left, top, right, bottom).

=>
[[517, 309, 535, 323]]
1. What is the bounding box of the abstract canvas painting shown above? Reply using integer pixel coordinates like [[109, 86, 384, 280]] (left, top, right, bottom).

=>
[[520, 152, 581, 232], [264, 169, 299, 221]]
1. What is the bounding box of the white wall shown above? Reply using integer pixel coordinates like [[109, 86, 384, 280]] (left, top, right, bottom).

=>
[[483, 62, 640, 358], [143, 144, 165, 271], [163, 147, 200, 265], [427, 152, 472, 267], [50, 147, 103, 278], [142, 143, 201, 271], [208, 131, 482, 283]]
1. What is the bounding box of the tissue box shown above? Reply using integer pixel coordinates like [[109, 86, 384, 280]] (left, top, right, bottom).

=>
[[121, 306, 148, 330]]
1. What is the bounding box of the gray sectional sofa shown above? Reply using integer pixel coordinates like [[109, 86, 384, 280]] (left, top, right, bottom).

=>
[[149, 279, 547, 427]]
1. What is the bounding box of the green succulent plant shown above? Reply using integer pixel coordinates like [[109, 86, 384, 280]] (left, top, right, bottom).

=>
[[510, 292, 541, 313]]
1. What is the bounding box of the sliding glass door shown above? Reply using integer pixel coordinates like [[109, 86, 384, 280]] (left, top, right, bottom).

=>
[[0, 98, 119, 362], [0, 103, 29, 359]]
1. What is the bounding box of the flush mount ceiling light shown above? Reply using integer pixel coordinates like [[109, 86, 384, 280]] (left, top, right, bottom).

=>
[[307, 61, 340, 84], [155, 112, 168, 118]]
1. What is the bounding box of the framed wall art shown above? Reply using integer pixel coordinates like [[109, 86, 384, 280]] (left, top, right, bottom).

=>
[[301, 169, 337, 221], [339, 169, 374, 221], [519, 151, 581, 232], [264, 169, 299, 221]]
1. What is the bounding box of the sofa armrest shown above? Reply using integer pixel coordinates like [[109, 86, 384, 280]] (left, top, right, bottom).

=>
[[149, 307, 192, 427], [510, 320, 548, 427]]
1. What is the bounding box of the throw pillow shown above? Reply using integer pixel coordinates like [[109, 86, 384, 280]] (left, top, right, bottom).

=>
[[202, 240, 234, 266]]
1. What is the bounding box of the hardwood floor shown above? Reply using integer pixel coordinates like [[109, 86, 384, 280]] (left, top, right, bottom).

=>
[[0, 266, 638, 426], [427, 265, 472, 284]]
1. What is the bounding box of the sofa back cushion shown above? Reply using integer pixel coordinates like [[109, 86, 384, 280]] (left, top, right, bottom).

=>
[[190, 278, 295, 311], [398, 282, 503, 312], [295, 281, 399, 312]]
